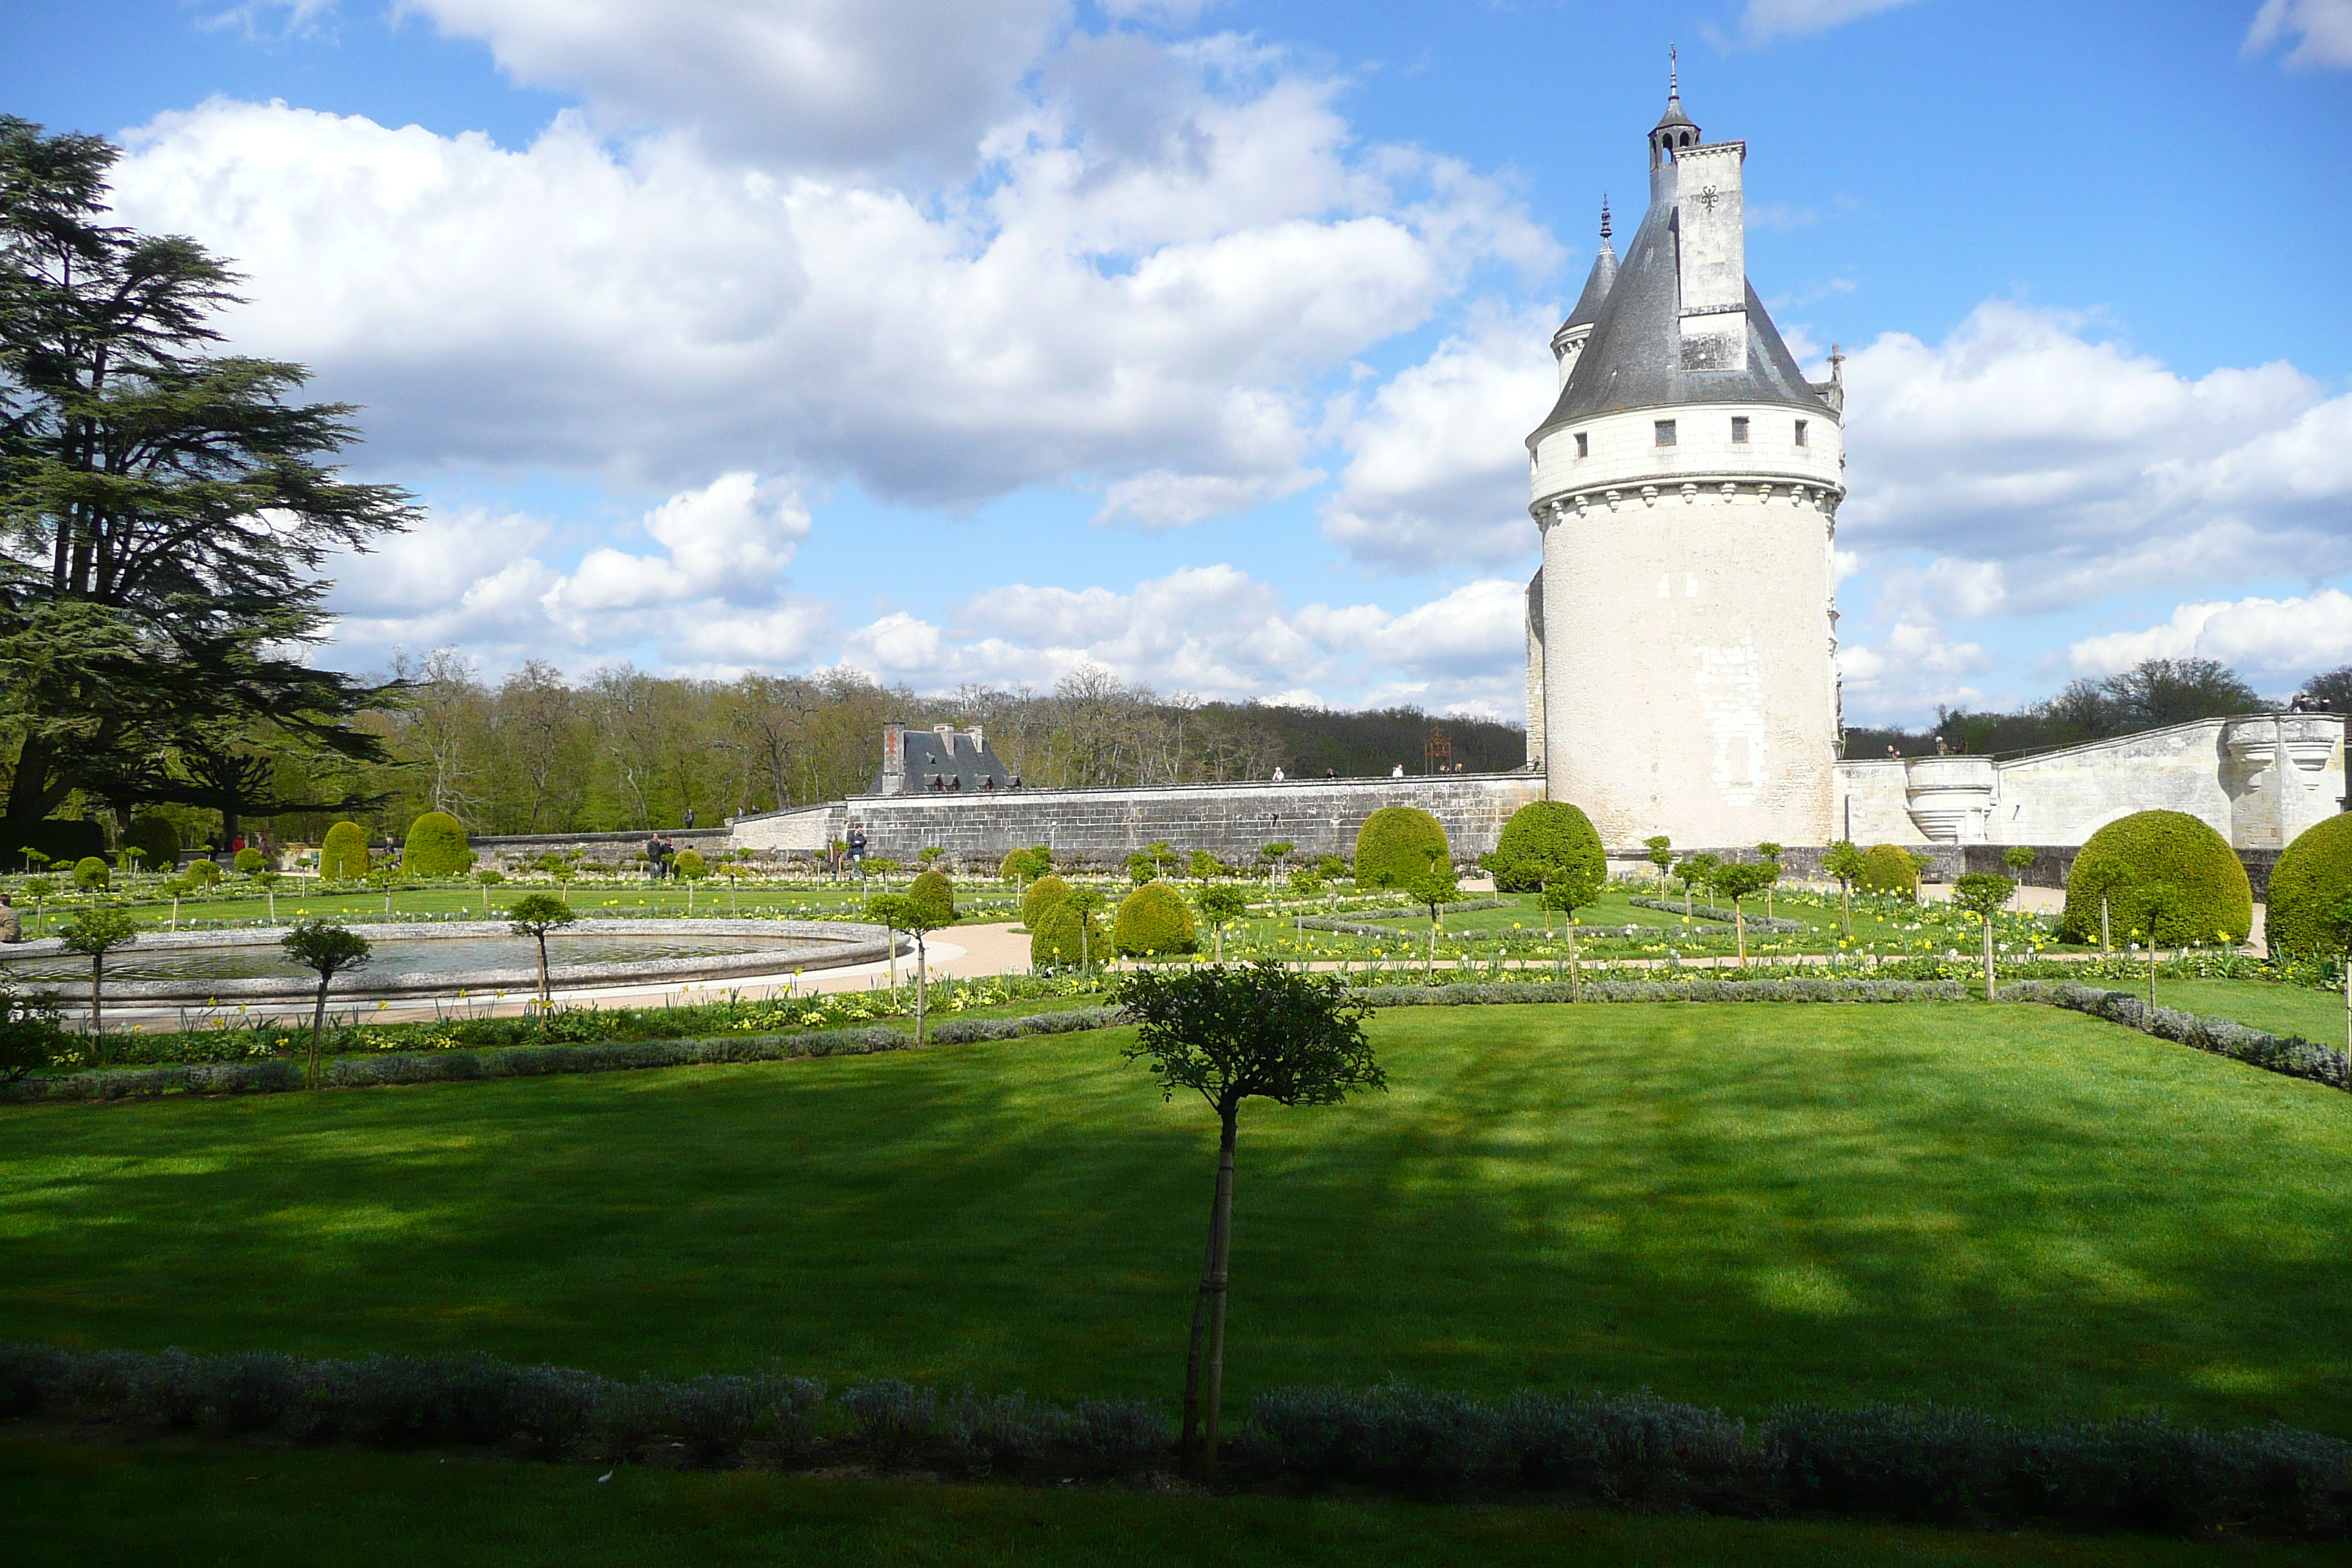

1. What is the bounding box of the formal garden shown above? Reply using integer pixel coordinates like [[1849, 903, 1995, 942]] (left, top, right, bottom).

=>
[[7, 796, 2352, 1565]]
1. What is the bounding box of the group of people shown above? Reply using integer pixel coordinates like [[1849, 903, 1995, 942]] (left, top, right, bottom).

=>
[[925, 773, 1020, 791], [2287, 692, 2336, 713], [642, 834, 682, 879]]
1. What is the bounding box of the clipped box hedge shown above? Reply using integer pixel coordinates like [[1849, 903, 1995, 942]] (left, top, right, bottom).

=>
[[1487, 799, 1604, 894], [2265, 813, 2352, 960], [2060, 810, 2253, 947]]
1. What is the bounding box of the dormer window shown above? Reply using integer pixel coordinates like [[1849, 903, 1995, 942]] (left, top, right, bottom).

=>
[[1654, 420, 1677, 448], [1575, 432, 1589, 458], [1730, 416, 1749, 444], [1794, 419, 1809, 448]]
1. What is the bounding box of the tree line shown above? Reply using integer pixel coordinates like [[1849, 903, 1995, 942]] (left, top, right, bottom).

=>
[[350, 656, 1529, 843], [1845, 656, 2348, 760]]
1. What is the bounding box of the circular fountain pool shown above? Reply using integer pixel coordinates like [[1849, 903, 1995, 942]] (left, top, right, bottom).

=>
[[0, 919, 893, 1003]]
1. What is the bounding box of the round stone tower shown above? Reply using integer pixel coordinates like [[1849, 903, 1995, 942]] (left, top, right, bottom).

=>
[[1525, 75, 1846, 851]]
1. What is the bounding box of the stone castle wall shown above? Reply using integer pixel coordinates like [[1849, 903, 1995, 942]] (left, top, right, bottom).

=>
[[731, 773, 1546, 867]]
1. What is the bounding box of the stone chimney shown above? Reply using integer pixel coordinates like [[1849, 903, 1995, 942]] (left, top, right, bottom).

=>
[[881, 721, 906, 795], [1672, 139, 1747, 371], [965, 724, 986, 754]]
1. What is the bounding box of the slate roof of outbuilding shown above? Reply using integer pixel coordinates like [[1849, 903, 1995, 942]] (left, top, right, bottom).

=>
[[1529, 191, 1832, 439], [869, 730, 1017, 795]]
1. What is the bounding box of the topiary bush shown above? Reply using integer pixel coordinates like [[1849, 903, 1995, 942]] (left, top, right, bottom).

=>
[[999, 848, 1044, 881], [907, 867, 954, 924], [72, 856, 108, 891], [2061, 810, 2252, 947], [1112, 882, 1197, 957], [120, 816, 181, 872], [402, 812, 473, 877], [673, 849, 707, 879], [2265, 813, 2352, 960], [1030, 900, 1106, 968], [1488, 800, 1604, 894], [1855, 844, 1919, 897], [1354, 806, 1450, 890], [1020, 874, 1070, 929], [232, 847, 265, 874], [320, 822, 370, 881]]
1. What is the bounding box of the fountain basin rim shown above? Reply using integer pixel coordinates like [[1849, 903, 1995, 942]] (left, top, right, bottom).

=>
[[0, 919, 897, 1002]]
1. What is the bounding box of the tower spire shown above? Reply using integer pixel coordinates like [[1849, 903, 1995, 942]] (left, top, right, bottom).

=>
[[1599, 195, 1611, 242], [1669, 43, 1679, 102]]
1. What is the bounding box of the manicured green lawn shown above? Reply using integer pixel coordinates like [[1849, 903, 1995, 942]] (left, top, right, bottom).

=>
[[2160, 978, 2348, 1043], [3, 1003, 2348, 1434], [10, 1440, 2338, 1568]]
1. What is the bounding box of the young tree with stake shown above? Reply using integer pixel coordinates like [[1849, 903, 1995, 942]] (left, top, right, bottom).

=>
[[864, 889, 952, 1045], [1194, 885, 1249, 963], [1115, 963, 1383, 1474], [505, 893, 576, 1009], [1755, 843, 1782, 921], [1822, 840, 1863, 941], [1405, 861, 1458, 975], [1949, 872, 2017, 1001], [1710, 860, 1779, 965], [280, 921, 372, 1088], [56, 907, 137, 1055], [1643, 835, 1673, 900], [1675, 853, 1718, 921], [1539, 867, 1601, 998]]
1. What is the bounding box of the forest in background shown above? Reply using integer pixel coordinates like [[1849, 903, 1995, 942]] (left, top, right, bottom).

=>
[[145, 657, 1531, 848], [1843, 657, 2349, 760]]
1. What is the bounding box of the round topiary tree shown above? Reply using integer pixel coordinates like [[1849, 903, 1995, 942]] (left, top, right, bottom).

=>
[[402, 811, 474, 877], [233, 846, 265, 874], [320, 821, 370, 881], [1855, 843, 1920, 897], [72, 855, 109, 891], [1030, 897, 1106, 968], [908, 867, 955, 925], [1114, 881, 1199, 957], [2061, 810, 2252, 947], [999, 847, 1043, 881], [121, 815, 181, 872], [1021, 873, 1071, 929], [1487, 800, 1604, 894], [1353, 807, 1450, 891], [2266, 814, 2352, 960]]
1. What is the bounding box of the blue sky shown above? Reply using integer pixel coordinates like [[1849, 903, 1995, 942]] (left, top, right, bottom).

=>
[[7, 0, 2350, 723]]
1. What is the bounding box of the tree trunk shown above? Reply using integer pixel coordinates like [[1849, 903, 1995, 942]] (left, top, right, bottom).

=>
[[914, 935, 927, 1047], [1733, 903, 1746, 965], [1568, 920, 1580, 1002], [535, 935, 550, 1006], [1841, 882, 1851, 939], [2100, 897, 2111, 954], [1200, 1110, 1240, 1474], [887, 928, 899, 1003], [309, 976, 331, 1088], [1983, 918, 1996, 1003], [88, 954, 104, 1058], [2145, 943, 2157, 1030]]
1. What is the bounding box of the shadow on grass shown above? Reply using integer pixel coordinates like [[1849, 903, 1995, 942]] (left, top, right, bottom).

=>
[[1, 1003, 2347, 1435]]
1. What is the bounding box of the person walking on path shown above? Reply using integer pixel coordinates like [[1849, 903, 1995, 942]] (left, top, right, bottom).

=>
[[644, 834, 665, 881]]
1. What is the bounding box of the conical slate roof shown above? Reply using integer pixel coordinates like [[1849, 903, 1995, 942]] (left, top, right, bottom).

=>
[[1529, 195, 1831, 436], [1561, 233, 1618, 334]]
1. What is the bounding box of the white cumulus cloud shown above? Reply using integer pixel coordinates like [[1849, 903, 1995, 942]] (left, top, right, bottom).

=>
[[1737, 0, 1924, 42], [2245, 0, 2352, 68], [2067, 590, 2352, 681], [110, 56, 1537, 521], [1320, 309, 1556, 571], [1834, 301, 2352, 615]]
